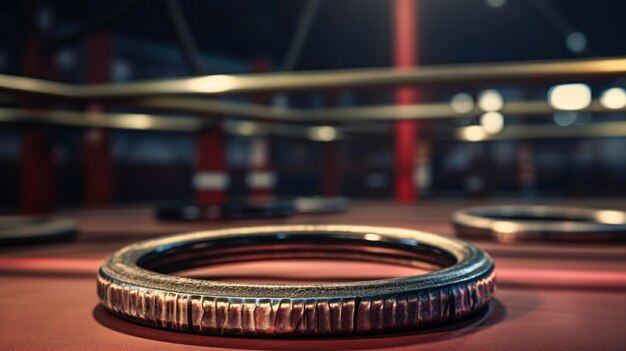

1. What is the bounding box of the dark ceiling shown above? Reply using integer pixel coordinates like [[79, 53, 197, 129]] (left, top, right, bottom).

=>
[[3, 0, 626, 74]]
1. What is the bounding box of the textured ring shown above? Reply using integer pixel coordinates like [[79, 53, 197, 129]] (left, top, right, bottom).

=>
[[0, 216, 77, 245], [452, 205, 626, 243], [97, 225, 495, 336]]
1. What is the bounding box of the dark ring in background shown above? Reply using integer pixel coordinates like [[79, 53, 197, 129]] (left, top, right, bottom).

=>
[[0, 216, 77, 245], [97, 225, 496, 337], [155, 197, 349, 221], [452, 205, 626, 243], [155, 199, 296, 221], [293, 196, 349, 214]]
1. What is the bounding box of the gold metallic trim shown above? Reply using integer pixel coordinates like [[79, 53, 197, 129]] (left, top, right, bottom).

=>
[[1, 106, 625, 142], [1, 57, 626, 98], [456, 121, 626, 142], [126, 98, 626, 122], [0, 108, 201, 131], [0, 107, 343, 140]]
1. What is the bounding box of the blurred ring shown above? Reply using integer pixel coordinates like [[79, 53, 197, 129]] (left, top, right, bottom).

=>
[[155, 199, 295, 221], [293, 196, 349, 214], [97, 225, 495, 336], [452, 205, 626, 243], [0, 217, 77, 245], [155, 197, 349, 221]]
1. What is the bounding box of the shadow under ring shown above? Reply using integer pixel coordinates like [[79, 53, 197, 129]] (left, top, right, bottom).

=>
[[97, 225, 496, 337], [452, 205, 626, 243]]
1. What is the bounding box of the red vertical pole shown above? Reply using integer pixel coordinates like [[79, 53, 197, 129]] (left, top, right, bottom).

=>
[[84, 32, 113, 206], [247, 57, 275, 199], [195, 127, 227, 205], [247, 138, 275, 199], [393, 0, 419, 204], [20, 1, 56, 214], [21, 128, 56, 214]]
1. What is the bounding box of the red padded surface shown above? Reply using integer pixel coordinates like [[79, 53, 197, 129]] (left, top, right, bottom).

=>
[[1, 200, 625, 350]]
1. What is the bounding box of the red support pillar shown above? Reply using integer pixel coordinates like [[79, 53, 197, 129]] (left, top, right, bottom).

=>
[[20, 1, 56, 214], [247, 138, 275, 199], [195, 127, 227, 205], [247, 57, 276, 199], [84, 33, 113, 206], [393, 0, 419, 204], [21, 128, 56, 214]]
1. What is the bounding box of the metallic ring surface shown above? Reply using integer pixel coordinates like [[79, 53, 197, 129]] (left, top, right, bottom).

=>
[[97, 225, 495, 336], [452, 205, 626, 243], [0, 216, 77, 245]]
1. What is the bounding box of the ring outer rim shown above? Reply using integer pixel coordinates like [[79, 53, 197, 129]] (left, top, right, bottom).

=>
[[97, 225, 496, 336]]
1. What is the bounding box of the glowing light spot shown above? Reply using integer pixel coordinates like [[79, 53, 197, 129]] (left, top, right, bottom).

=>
[[246, 171, 277, 188], [480, 112, 504, 134], [595, 210, 626, 225], [566, 32, 587, 53], [600, 87, 626, 110], [364, 234, 382, 241], [450, 93, 475, 114], [486, 0, 507, 8], [548, 83, 591, 111], [459, 126, 487, 142], [308, 126, 337, 141], [112, 59, 133, 81], [478, 89, 504, 112], [122, 115, 154, 129], [186, 75, 236, 93], [493, 221, 519, 243], [553, 111, 578, 127], [234, 121, 257, 136], [493, 221, 519, 233], [55, 49, 76, 70]]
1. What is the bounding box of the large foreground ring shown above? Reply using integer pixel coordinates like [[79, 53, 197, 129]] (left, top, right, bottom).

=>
[[97, 225, 495, 336], [452, 205, 626, 243]]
